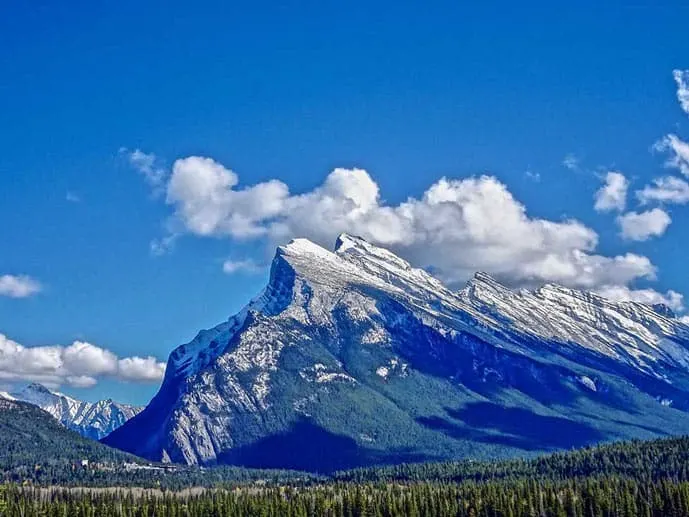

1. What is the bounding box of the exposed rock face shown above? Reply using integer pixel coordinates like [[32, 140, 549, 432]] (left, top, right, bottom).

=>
[[103, 234, 689, 472]]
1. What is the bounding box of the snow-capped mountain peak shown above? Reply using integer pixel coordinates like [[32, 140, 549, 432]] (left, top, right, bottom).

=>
[[105, 235, 689, 471], [9, 383, 142, 440]]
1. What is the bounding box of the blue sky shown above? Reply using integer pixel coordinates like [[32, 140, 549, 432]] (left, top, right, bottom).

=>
[[1, 2, 689, 405]]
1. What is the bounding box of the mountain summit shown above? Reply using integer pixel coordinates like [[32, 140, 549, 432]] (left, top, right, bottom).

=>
[[104, 235, 689, 471]]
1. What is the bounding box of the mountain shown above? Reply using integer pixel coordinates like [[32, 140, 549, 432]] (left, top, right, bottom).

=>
[[104, 234, 689, 472], [0, 397, 139, 474], [6, 383, 142, 440]]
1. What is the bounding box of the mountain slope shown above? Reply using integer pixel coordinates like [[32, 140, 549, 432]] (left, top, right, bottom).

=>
[[8, 383, 142, 440], [0, 397, 138, 471], [104, 234, 689, 472]]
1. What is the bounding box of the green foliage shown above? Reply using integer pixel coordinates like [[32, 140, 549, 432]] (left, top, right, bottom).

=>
[[5, 395, 689, 516], [2, 477, 689, 517], [0, 399, 313, 489], [336, 435, 689, 484]]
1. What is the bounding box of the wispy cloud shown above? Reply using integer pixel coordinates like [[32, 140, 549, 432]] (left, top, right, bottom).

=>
[[65, 191, 81, 203], [637, 176, 689, 205], [674, 69, 689, 115], [525, 170, 541, 182], [119, 148, 167, 191], [654, 134, 689, 177], [562, 153, 580, 171], [222, 258, 262, 275]]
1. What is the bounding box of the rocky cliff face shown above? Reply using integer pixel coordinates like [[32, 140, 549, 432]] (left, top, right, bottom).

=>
[[103, 234, 689, 472]]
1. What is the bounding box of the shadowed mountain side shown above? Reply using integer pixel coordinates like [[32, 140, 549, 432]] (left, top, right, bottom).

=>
[[418, 403, 604, 451], [103, 235, 689, 471]]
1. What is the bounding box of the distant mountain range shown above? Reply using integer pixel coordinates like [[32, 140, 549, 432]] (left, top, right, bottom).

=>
[[93, 234, 689, 472], [1, 383, 142, 439]]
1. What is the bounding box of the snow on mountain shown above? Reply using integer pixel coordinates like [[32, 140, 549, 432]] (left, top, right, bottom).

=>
[[104, 234, 689, 471], [10, 383, 142, 440], [458, 272, 689, 376]]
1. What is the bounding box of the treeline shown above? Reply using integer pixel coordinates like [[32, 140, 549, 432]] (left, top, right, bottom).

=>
[[5, 435, 689, 489], [5, 436, 689, 515], [337, 436, 689, 484], [0, 464, 315, 491], [3, 477, 689, 517], [0, 399, 313, 489]]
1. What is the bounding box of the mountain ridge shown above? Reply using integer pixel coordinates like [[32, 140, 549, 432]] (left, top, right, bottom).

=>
[[104, 234, 689, 471], [4, 383, 142, 440]]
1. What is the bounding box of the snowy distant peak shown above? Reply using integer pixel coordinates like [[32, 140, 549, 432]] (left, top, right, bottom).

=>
[[9, 383, 142, 440]]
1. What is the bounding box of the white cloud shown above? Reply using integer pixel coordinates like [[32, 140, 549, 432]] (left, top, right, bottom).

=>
[[637, 176, 689, 205], [594, 171, 628, 212], [0, 275, 41, 298], [654, 134, 689, 177], [680, 315, 689, 325], [136, 156, 667, 294], [222, 259, 261, 275], [674, 69, 689, 115], [117, 356, 167, 382], [166, 156, 289, 237], [562, 153, 579, 171], [596, 285, 684, 312], [617, 208, 671, 241], [0, 334, 166, 388], [121, 148, 167, 189]]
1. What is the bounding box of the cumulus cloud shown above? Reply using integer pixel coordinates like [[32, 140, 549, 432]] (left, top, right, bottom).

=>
[[0, 334, 166, 388], [0, 275, 42, 298], [594, 171, 628, 212], [617, 208, 671, 241], [596, 285, 684, 312], [222, 259, 261, 275], [166, 156, 289, 237], [674, 69, 689, 115], [654, 134, 689, 177], [131, 155, 671, 296], [117, 356, 167, 382], [637, 176, 689, 205]]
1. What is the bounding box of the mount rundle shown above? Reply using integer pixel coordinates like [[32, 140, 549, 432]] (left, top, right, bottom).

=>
[[104, 234, 689, 472]]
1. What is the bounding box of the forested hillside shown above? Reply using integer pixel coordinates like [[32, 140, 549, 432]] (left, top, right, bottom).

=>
[[4, 422, 689, 515]]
